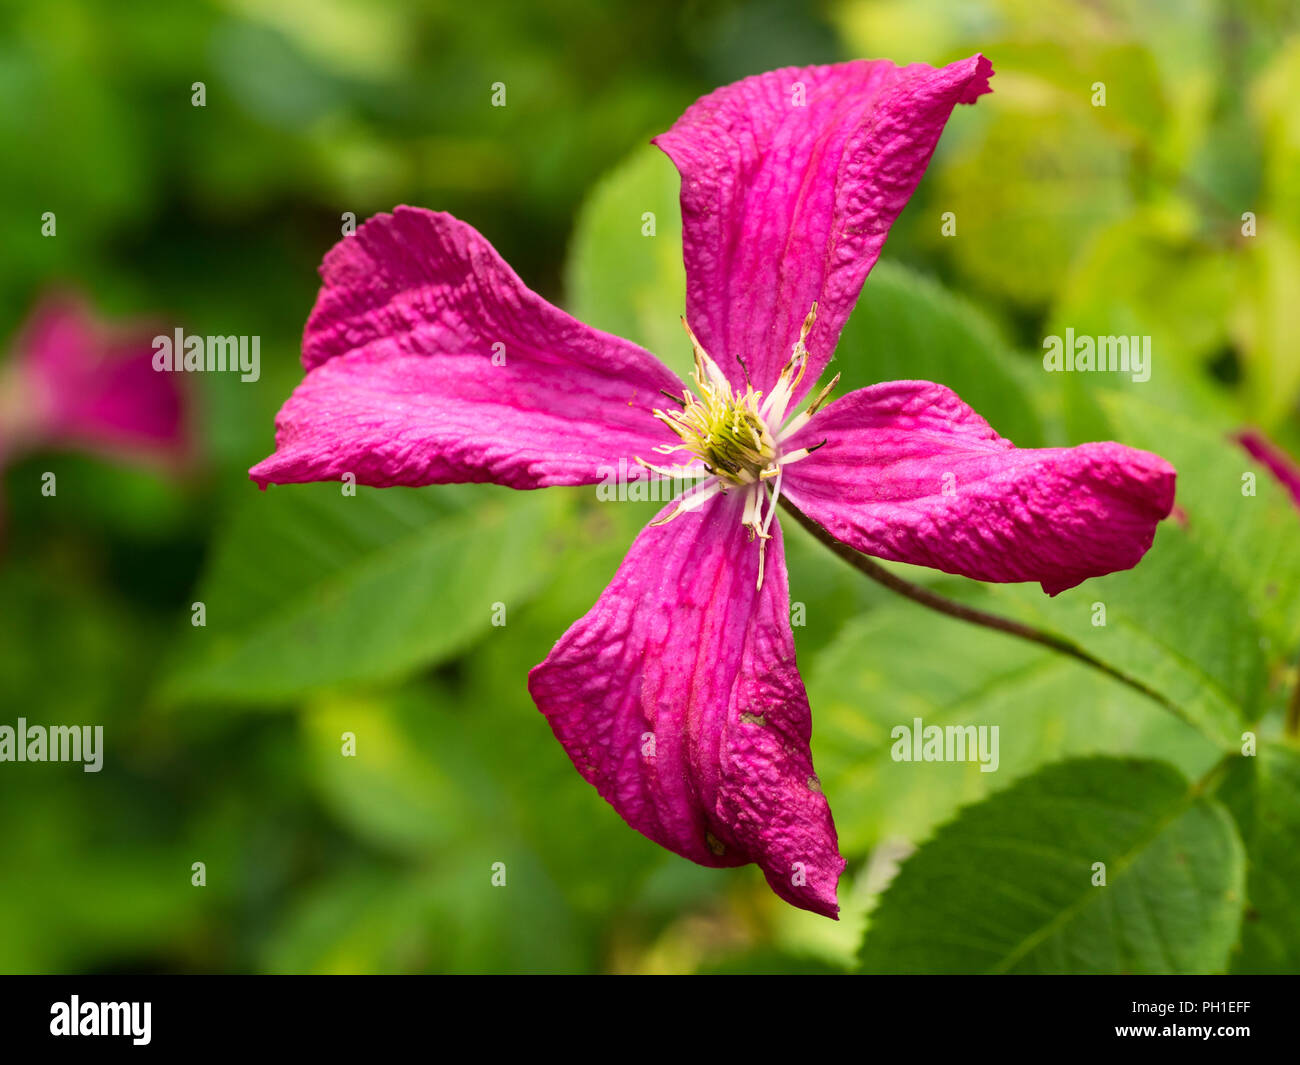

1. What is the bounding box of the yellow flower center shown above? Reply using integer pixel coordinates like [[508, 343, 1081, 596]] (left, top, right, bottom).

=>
[[657, 368, 776, 486], [633, 305, 837, 590]]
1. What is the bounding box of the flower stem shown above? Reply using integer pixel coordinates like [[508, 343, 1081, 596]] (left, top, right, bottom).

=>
[[780, 498, 1184, 717]]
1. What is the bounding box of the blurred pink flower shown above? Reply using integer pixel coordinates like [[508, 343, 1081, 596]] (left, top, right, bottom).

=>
[[252, 56, 1177, 916], [1237, 429, 1300, 508], [0, 293, 189, 470]]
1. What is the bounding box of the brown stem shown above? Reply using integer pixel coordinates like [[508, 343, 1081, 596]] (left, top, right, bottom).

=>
[[780, 498, 1185, 720]]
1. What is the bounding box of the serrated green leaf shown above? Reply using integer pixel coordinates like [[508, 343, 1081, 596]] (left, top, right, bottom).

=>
[[981, 526, 1266, 747], [858, 756, 1245, 974], [809, 599, 1220, 855]]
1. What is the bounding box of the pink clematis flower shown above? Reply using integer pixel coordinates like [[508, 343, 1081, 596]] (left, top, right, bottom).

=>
[[0, 293, 189, 470], [251, 55, 1177, 916], [1237, 429, 1300, 509]]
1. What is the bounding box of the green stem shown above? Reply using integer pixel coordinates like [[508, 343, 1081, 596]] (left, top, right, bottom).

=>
[[780, 498, 1185, 719]]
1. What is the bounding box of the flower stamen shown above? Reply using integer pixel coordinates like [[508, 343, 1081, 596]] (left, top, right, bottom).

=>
[[635, 304, 837, 589]]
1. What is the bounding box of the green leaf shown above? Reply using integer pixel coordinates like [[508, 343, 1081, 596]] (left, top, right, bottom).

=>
[[981, 527, 1266, 747], [564, 142, 690, 380], [1221, 742, 1300, 973], [161, 483, 568, 704], [858, 757, 1245, 974], [809, 596, 1220, 855], [835, 261, 1046, 447]]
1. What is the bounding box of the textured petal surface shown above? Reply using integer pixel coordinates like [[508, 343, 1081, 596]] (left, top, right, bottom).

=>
[[4, 295, 187, 465], [654, 54, 992, 397], [781, 381, 1176, 595], [528, 492, 844, 916], [1238, 429, 1300, 508], [251, 207, 683, 489]]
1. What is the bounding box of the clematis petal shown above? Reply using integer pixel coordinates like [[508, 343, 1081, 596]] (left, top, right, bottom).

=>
[[1237, 429, 1300, 509], [3, 295, 187, 466], [780, 381, 1176, 596], [528, 491, 845, 917], [251, 207, 683, 489], [654, 54, 992, 397]]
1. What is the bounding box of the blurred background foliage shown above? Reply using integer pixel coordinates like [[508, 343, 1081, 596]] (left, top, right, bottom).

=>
[[1, 0, 1299, 974]]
